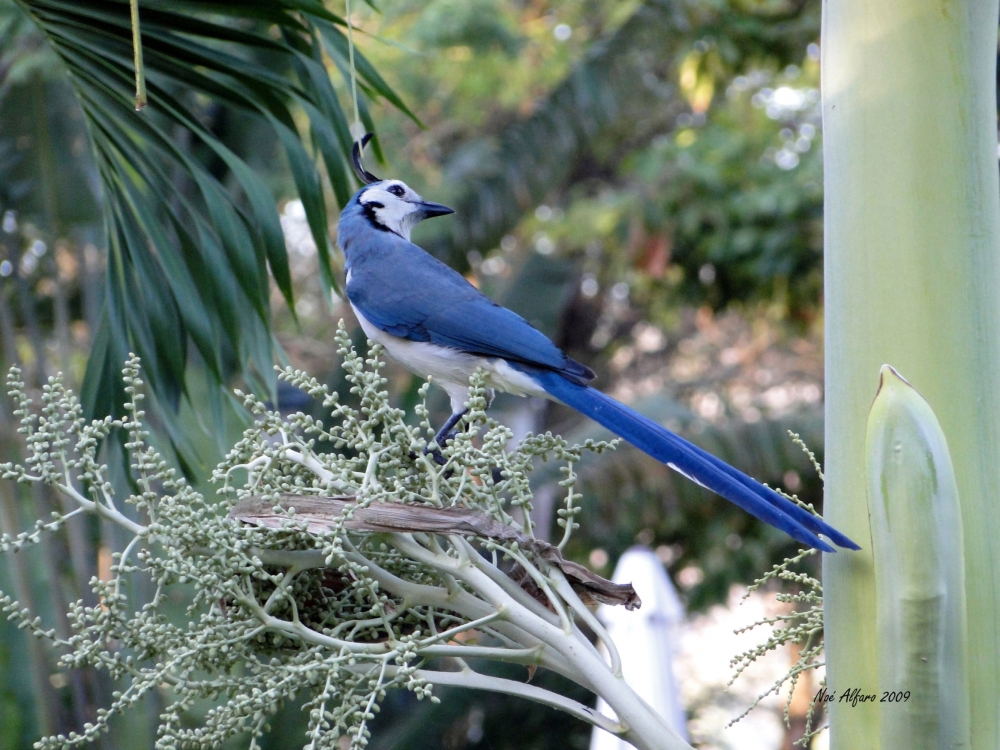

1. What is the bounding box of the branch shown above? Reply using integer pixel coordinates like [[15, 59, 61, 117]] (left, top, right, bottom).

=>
[[379, 665, 625, 737]]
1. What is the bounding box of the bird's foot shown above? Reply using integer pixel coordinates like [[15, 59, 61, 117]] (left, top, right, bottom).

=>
[[431, 410, 468, 450], [418, 411, 509, 481], [416, 410, 469, 473], [415, 448, 503, 483], [422, 446, 449, 467], [421, 446, 455, 479]]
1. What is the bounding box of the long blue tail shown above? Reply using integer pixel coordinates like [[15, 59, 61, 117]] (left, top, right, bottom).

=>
[[529, 370, 859, 552]]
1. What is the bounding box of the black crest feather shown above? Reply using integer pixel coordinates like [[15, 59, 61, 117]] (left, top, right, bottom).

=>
[[351, 133, 380, 185]]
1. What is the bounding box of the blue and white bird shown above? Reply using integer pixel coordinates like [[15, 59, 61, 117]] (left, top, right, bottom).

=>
[[337, 134, 858, 553]]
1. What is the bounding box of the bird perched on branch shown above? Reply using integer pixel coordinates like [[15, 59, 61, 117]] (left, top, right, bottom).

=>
[[336, 134, 858, 553]]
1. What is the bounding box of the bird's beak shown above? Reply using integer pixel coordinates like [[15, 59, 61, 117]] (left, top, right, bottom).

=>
[[415, 201, 455, 219]]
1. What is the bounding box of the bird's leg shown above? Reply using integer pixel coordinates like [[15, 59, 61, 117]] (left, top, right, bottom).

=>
[[431, 410, 469, 449], [425, 388, 496, 469], [421, 411, 469, 468], [420, 394, 503, 483]]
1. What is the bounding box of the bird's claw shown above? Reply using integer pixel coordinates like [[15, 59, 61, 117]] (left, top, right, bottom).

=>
[[422, 445, 449, 467]]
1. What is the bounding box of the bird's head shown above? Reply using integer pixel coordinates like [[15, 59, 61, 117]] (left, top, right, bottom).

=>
[[350, 134, 453, 241]]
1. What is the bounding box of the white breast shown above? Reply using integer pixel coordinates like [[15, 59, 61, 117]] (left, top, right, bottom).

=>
[[350, 303, 548, 413]]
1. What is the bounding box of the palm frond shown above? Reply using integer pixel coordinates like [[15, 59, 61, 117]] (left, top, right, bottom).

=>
[[10, 0, 414, 447]]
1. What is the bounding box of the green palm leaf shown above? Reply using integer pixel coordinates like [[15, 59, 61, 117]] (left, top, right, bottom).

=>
[[9, 0, 414, 454]]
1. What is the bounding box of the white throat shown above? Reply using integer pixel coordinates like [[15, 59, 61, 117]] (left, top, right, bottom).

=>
[[370, 202, 417, 240]]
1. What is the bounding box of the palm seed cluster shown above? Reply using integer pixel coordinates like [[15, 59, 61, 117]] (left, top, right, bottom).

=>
[[0, 322, 614, 750]]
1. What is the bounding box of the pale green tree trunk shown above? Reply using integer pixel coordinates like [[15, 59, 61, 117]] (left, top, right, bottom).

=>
[[822, 2, 1000, 749]]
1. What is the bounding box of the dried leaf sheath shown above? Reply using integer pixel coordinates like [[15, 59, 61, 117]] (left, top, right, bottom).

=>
[[231, 495, 641, 611]]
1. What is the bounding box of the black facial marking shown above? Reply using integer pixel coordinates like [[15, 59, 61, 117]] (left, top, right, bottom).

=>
[[361, 200, 402, 237], [361, 200, 389, 231], [387, 184, 405, 197]]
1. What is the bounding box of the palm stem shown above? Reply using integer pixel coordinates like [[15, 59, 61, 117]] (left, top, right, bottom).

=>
[[822, 1, 1000, 747]]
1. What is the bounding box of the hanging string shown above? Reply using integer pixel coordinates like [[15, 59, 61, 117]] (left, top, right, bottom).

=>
[[130, 0, 147, 110], [345, 0, 362, 141]]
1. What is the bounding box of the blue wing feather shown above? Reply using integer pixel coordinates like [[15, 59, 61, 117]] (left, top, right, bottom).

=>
[[346, 231, 593, 382]]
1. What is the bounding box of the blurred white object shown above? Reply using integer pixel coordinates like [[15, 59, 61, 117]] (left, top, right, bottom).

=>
[[590, 546, 688, 749]]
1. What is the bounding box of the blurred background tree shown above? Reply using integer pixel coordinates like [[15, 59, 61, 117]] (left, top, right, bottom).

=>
[[0, 0, 875, 746]]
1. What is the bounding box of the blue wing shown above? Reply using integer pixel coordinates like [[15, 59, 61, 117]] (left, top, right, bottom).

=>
[[347, 235, 593, 383]]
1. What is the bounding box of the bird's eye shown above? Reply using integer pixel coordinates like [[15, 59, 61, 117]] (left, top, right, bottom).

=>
[[387, 185, 405, 197]]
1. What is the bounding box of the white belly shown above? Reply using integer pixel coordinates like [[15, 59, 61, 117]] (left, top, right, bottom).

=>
[[351, 304, 548, 412]]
